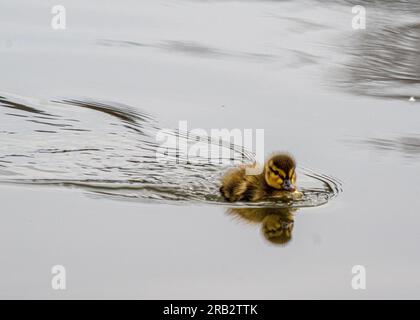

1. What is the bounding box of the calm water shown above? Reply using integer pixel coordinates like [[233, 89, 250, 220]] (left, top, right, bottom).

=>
[[0, 0, 419, 299]]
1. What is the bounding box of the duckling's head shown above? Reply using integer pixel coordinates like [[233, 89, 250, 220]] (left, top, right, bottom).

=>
[[264, 153, 297, 191]]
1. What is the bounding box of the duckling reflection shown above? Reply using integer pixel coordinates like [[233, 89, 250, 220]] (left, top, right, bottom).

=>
[[227, 207, 297, 246]]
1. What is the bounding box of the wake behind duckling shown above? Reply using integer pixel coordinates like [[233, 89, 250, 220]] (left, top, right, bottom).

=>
[[0, 92, 341, 208]]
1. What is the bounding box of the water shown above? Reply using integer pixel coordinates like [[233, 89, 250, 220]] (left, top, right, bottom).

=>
[[0, 0, 419, 299], [0, 93, 340, 207]]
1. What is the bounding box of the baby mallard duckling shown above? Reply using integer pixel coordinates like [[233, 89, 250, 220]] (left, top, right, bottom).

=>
[[220, 153, 300, 202]]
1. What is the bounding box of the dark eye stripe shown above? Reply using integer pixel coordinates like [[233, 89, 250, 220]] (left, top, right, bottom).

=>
[[270, 167, 287, 178]]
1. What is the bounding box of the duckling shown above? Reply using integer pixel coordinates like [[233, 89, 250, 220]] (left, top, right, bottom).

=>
[[220, 153, 300, 202]]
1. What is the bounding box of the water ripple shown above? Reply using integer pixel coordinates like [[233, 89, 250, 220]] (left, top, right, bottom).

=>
[[0, 93, 341, 208], [337, 20, 420, 100]]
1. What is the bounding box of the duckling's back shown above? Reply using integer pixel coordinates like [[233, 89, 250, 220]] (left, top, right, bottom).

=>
[[220, 166, 267, 202]]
